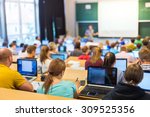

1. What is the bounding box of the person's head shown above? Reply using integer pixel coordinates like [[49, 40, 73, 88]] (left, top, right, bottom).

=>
[[90, 47, 102, 64], [74, 41, 81, 50], [0, 48, 13, 67], [136, 43, 142, 49], [26, 45, 36, 58], [9, 42, 16, 49], [22, 44, 28, 53], [103, 52, 116, 67], [40, 46, 50, 63], [35, 36, 40, 41], [142, 38, 149, 46], [147, 42, 150, 50], [119, 37, 124, 41], [20, 43, 24, 48], [88, 25, 93, 30], [110, 42, 116, 48], [81, 46, 89, 54], [105, 40, 110, 46], [49, 42, 57, 52], [137, 35, 141, 40], [120, 46, 127, 52], [139, 48, 150, 63], [124, 64, 143, 85], [43, 59, 66, 94], [130, 38, 135, 43]]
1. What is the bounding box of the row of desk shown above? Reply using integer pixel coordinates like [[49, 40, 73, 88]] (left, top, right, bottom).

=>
[[3, 56, 87, 100]]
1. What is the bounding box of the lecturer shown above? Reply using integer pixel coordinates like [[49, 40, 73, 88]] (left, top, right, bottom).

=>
[[85, 25, 98, 41]]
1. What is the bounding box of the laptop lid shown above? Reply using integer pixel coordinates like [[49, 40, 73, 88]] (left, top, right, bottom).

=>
[[138, 71, 150, 91], [114, 58, 127, 72], [17, 59, 37, 77], [87, 67, 117, 87], [51, 54, 66, 61]]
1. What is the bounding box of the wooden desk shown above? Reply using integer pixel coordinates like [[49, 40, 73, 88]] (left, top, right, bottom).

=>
[[0, 88, 73, 100], [66, 56, 86, 67], [36, 68, 87, 82]]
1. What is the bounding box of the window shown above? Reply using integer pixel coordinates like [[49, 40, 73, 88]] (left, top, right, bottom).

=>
[[5, 0, 38, 45]]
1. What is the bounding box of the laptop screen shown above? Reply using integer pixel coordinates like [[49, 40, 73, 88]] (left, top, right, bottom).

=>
[[114, 58, 127, 71], [51, 54, 65, 61], [138, 72, 150, 91], [58, 46, 66, 53], [17, 59, 37, 76], [87, 67, 117, 86]]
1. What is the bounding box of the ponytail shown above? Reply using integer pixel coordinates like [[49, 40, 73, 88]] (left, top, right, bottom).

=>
[[43, 74, 53, 94]]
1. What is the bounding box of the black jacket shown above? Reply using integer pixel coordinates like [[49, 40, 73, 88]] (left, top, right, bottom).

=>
[[103, 83, 150, 100]]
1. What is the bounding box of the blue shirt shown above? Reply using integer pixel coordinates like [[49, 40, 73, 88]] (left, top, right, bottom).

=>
[[37, 80, 76, 98], [110, 48, 119, 54]]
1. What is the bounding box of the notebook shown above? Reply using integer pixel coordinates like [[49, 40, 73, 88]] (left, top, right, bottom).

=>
[[138, 71, 150, 92], [114, 58, 127, 71], [51, 54, 66, 61], [17, 59, 37, 82], [79, 67, 117, 99]]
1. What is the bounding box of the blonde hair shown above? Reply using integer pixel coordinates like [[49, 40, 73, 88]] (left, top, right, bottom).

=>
[[90, 47, 102, 64], [49, 42, 57, 51]]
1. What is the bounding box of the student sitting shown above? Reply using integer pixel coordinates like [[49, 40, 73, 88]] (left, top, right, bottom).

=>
[[70, 41, 82, 57], [9, 42, 17, 55], [126, 38, 136, 51], [37, 59, 80, 98], [109, 42, 119, 54], [103, 52, 124, 83], [37, 46, 52, 74], [18, 44, 28, 58], [0, 48, 33, 91], [78, 46, 90, 60], [25, 45, 36, 59], [49, 42, 58, 55], [85, 47, 103, 70], [134, 35, 143, 46], [103, 64, 150, 100]]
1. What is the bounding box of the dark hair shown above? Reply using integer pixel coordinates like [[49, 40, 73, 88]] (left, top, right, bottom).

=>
[[40, 46, 50, 63], [9, 42, 16, 48], [110, 42, 116, 48], [82, 46, 88, 53], [20, 43, 24, 47], [42, 59, 66, 94], [22, 44, 28, 53], [142, 38, 149, 46], [75, 41, 81, 49], [27, 45, 36, 54], [136, 43, 142, 49], [124, 64, 143, 85], [139, 48, 150, 62], [103, 52, 116, 67], [130, 38, 135, 43]]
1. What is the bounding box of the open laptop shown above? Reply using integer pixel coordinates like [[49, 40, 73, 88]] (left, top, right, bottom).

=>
[[138, 71, 150, 92], [114, 58, 127, 72], [79, 67, 117, 99], [17, 59, 37, 82], [51, 54, 66, 61], [58, 45, 67, 53]]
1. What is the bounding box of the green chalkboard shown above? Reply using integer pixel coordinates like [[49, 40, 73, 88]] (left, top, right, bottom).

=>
[[76, 3, 98, 21], [139, 0, 150, 20], [78, 23, 98, 37], [139, 22, 150, 37]]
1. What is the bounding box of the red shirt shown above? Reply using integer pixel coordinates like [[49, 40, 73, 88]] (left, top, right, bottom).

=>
[[78, 54, 90, 60], [85, 58, 103, 70]]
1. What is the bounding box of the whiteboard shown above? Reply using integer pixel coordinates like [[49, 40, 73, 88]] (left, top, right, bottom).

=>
[[98, 0, 138, 37]]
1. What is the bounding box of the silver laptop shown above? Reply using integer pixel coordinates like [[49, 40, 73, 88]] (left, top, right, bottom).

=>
[[17, 59, 37, 82], [138, 71, 150, 92], [79, 67, 117, 99], [114, 58, 127, 72]]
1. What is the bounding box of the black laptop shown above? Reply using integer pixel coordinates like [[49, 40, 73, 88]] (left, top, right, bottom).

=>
[[114, 58, 127, 72], [17, 59, 37, 82], [79, 67, 117, 99], [138, 71, 150, 92]]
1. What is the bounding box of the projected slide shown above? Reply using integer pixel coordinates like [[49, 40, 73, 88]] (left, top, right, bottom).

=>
[[98, 0, 138, 37]]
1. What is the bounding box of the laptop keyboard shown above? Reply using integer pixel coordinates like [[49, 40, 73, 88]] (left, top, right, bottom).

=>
[[80, 85, 112, 98]]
